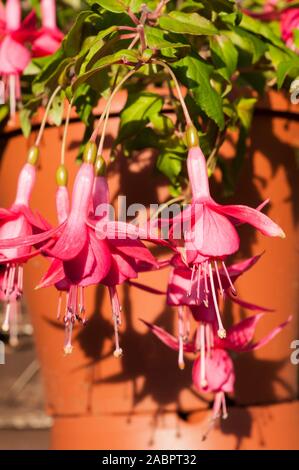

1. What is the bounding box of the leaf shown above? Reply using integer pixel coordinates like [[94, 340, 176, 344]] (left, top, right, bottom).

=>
[[118, 91, 163, 142], [276, 60, 299, 89], [156, 150, 183, 186], [87, 0, 127, 13], [63, 11, 94, 57], [236, 97, 257, 131], [144, 26, 188, 50], [20, 108, 32, 138], [210, 35, 238, 81], [159, 11, 218, 35], [224, 27, 267, 65], [172, 55, 225, 129], [48, 91, 65, 126], [72, 49, 139, 90]]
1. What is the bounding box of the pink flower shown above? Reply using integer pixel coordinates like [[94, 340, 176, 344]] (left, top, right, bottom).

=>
[[168, 146, 284, 337], [0, 159, 49, 340], [281, 8, 299, 51], [32, 0, 63, 57], [2, 152, 158, 354], [0, 0, 36, 115], [144, 314, 291, 423]]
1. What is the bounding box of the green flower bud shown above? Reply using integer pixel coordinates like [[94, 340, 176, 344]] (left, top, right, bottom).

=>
[[186, 125, 199, 148], [94, 156, 106, 176], [83, 141, 97, 164], [56, 164, 68, 186], [27, 146, 39, 166]]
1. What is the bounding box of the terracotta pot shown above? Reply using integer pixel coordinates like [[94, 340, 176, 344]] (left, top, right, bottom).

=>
[[0, 90, 298, 450]]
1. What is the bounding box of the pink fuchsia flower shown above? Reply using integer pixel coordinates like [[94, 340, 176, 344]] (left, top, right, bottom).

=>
[[0, 0, 36, 115], [144, 313, 291, 423], [32, 0, 63, 57], [7, 148, 158, 354], [280, 8, 299, 51], [0, 151, 50, 341], [169, 145, 284, 338]]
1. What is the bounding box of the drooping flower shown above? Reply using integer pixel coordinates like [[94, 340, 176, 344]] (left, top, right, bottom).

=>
[[144, 313, 291, 427], [167, 141, 284, 338], [3, 147, 158, 354], [280, 7, 299, 51], [0, 0, 36, 115], [32, 0, 63, 57], [0, 147, 50, 341]]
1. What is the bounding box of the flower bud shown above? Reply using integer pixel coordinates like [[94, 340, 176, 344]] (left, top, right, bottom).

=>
[[94, 156, 106, 176], [56, 164, 68, 186], [83, 141, 97, 164], [27, 146, 39, 166], [186, 125, 199, 148]]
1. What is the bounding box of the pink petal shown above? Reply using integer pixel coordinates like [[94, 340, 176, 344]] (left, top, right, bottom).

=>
[[45, 219, 88, 261], [36, 258, 65, 289], [214, 203, 285, 238], [241, 315, 292, 352], [228, 291, 273, 313], [142, 320, 194, 353], [192, 349, 235, 393], [187, 204, 240, 258], [215, 314, 265, 351], [108, 238, 158, 267], [0, 35, 30, 74]]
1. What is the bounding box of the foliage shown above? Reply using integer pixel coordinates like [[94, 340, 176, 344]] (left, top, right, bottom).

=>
[[19, 0, 299, 194]]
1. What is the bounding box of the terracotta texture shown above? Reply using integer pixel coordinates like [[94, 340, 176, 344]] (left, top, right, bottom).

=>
[[0, 90, 298, 448]]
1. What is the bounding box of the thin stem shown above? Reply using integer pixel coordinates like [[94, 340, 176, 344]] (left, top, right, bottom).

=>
[[153, 60, 192, 126], [60, 98, 73, 165], [35, 86, 61, 147], [90, 68, 138, 148]]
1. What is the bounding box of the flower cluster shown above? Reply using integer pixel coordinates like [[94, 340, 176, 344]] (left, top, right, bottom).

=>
[[0, 69, 290, 431], [0, 0, 63, 115]]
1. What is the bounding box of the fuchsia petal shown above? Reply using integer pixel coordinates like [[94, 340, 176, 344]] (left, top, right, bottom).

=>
[[88, 231, 112, 281], [32, 31, 62, 57], [0, 36, 30, 74], [215, 314, 265, 352], [188, 204, 240, 257], [213, 203, 285, 238], [56, 186, 69, 225], [108, 238, 158, 267], [0, 223, 63, 249], [102, 250, 137, 286], [41, 0, 57, 30], [5, 0, 21, 31], [241, 315, 292, 353], [227, 291, 274, 313], [192, 349, 235, 393], [190, 301, 216, 324], [167, 267, 203, 306], [142, 320, 194, 353], [45, 220, 87, 261], [225, 254, 262, 283], [36, 258, 65, 289]]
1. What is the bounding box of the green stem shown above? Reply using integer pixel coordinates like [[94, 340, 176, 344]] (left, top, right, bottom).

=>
[[153, 60, 192, 126], [35, 86, 61, 147], [60, 98, 74, 166]]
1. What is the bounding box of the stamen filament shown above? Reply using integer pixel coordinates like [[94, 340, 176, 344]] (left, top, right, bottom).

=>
[[208, 263, 226, 338]]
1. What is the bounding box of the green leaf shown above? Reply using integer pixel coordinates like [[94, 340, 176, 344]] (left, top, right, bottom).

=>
[[224, 27, 267, 65], [276, 61, 299, 89], [118, 91, 163, 142], [210, 35, 238, 81], [144, 26, 188, 50], [72, 49, 139, 90], [87, 0, 127, 13], [236, 97, 257, 130], [156, 150, 183, 186], [172, 55, 225, 129], [48, 91, 65, 126], [159, 11, 218, 35], [63, 11, 94, 57]]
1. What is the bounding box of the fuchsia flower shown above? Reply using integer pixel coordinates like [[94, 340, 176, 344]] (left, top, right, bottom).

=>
[[280, 7, 299, 51], [167, 146, 284, 338], [0, 149, 158, 354], [0, 158, 50, 340], [144, 313, 291, 424], [0, 0, 36, 115], [32, 0, 63, 57]]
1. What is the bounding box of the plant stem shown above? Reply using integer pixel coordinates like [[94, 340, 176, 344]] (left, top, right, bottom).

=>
[[153, 60, 192, 126], [35, 86, 61, 147], [90, 68, 138, 149], [60, 98, 73, 165]]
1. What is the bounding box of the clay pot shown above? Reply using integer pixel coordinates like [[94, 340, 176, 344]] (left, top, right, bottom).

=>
[[0, 90, 298, 450]]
